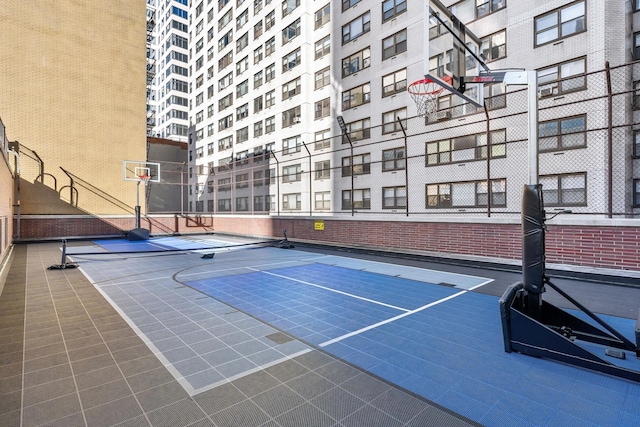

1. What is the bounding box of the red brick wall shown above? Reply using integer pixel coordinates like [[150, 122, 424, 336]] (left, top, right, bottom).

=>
[[0, 155, 13, 266], [15, 215, 640, 272]]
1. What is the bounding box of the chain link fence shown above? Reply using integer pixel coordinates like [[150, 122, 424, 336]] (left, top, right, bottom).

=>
[[158, 61, 640, 218]]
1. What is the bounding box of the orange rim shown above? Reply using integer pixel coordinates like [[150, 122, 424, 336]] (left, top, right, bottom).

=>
[[407, 76, 453, 95]]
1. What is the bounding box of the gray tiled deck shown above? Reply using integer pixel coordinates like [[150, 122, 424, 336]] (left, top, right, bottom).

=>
[[0, 242, 478, 427]]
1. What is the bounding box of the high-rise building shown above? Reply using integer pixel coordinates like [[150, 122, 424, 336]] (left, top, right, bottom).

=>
[[149, 0, 190, 141], [186, 0, 639, 217], [146, 0, 158, 136]]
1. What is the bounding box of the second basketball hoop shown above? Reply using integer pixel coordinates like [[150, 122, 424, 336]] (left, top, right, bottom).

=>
[[407, 76, 452, 118]]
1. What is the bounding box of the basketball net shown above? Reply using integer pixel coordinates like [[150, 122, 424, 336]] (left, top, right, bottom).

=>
[[138, 175, 151, 186], [407, 76, 452, 118]]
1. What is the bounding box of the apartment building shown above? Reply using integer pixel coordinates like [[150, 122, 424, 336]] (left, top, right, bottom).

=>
[[187, 0, 639, 218], [149, 0, 191, 141]]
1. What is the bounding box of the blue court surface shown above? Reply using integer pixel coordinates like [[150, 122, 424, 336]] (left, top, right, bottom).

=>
[[73, 237, 640, 426], [90, 237, 224, 252], [185, 264, 640, 427]]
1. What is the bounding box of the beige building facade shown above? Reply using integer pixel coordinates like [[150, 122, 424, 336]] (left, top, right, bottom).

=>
[[0, 0, 147, 217]]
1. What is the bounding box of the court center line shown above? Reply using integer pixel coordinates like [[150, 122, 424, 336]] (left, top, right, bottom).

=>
[[319, 289, 468, 347], [247, 268, 411, 313]]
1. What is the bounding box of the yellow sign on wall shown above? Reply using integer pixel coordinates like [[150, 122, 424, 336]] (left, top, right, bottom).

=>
[[314, 220, 324, 231]]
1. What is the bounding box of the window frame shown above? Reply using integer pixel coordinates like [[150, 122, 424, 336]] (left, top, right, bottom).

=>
[[382, 0, 407, 23], [343, 117, 371, 143], [426, 179, 507, 209], [314, 160, 331, 180], [534, 0, 586, 47], [342, 83, 371, 110], [315, 66, 331, 90], [382, 186, 406, 209], [538, 115, 587, 153], [315, 3, 330, 29], [342, 12, 371, 44], [342, 0, 362, 13], [282, 192, 302, 210], [382, 108, 407, 135], [342, 47, 371, 78], [382, 29, 407, 60], [314, 191, 331, 210], [476, 0, 506, 19], [342, 188, 371, 210], [342, 153, 371, 176], [314, 98, 331, 120], [282, 164, 302, 182], [426, 130, 507, 166], [381, 147, 406, 171], [315, 35, 331, 60], [537, 57, 586, 97], [480, 29, 506, 63], [382, 69, 407, 97], [539, 172, 587, 207]]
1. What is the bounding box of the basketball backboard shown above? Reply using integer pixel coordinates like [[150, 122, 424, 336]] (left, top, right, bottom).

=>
[[424, 0, 489, 108], [123, 160, 161, 183]]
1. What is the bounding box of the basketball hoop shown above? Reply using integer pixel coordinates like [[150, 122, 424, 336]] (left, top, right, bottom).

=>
[[407, 76, 453, 118], [138, 175, 151, 186]]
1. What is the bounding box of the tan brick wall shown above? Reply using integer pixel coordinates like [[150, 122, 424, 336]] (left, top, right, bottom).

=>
[[0, 0, 147, 215]]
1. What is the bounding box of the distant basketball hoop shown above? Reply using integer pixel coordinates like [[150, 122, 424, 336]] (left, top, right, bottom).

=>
[[407, 76, 452, 118]]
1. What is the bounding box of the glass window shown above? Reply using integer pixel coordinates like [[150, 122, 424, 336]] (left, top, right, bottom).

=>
[[342, 188, 371, 210], [314, 192, 331, 210], [382, 147, 405, 171], [342, 47, 371, 78], [315, 3, 330, 29], [481, 30, 506, 62], [342, 12, 371, 44], [382, 108, 406, 134], [538, 115, 586, 152], [382, 29, 407, 60], [382, 0, 407, 22], [382, 69, 407, 97], [538, 57, 586, 96], [535, 1, 585, 47], [382, 186, 406, 209], [342, 83, 371, 110], [539, 173, 587, 206]]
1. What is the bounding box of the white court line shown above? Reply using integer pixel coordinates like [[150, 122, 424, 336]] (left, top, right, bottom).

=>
[[319, 290, 468, 347], [80, 266, 314, 396], [93, 255, 330, 287], [248, 268, 411, 313]]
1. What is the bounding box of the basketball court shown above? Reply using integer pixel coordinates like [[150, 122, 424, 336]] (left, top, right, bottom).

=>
[[50, 234, 640, 426]]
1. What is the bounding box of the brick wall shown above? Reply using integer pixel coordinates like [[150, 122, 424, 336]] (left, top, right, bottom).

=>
[[0, 155, 13, 270], [14, 215, 640, 272]]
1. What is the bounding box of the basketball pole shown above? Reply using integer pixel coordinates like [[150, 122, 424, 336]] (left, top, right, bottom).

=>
[[135, 180, 141, 229], [526, 71, 539, 185]]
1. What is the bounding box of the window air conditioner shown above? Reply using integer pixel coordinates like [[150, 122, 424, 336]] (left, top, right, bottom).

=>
[[435, 110, 451, 121], [540, 87, 555, 97], [293, 116, 301, 123]]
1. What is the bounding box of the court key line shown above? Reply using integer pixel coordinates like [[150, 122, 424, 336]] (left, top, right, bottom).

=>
[[319, 282, 489, 348], [247, 268, 411, 312]]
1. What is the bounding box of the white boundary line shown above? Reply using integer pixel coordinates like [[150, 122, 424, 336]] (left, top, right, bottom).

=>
[[319, 281, 493, 348], [319, 290, 468, 347], [249, 268, 411, 312], [79, 265, 315, 397]]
